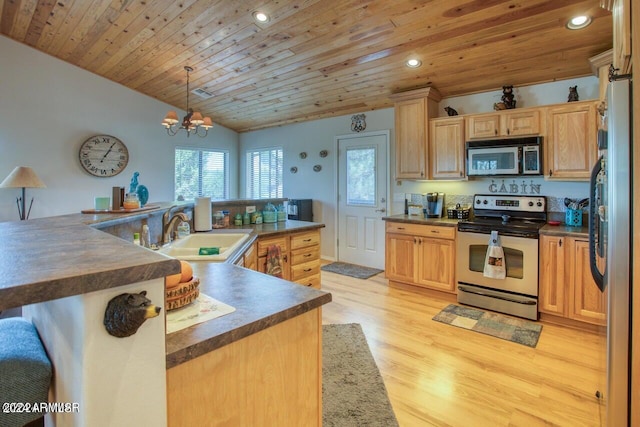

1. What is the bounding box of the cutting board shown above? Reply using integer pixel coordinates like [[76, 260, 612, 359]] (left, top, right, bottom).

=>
[[81, 204, 159, 214]]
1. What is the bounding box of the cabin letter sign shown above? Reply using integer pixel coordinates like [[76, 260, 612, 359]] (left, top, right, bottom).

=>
[[488, 179, 541, 195]]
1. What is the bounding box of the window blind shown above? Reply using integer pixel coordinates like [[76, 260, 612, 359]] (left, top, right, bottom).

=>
[[246, 147, 283, 198], [175, 148, 228, 200]]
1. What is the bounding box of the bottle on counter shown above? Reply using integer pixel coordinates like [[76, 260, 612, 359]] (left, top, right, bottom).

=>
[[234, 213, 243, 226], [141, 225, 151, 248], [243, 211, 250, 225], [222, 210, 230, 227], [133, 232, 141, 246], [213, 211, 225, 228]]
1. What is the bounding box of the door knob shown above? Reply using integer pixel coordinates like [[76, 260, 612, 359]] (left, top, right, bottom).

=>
[[375, 208, 386, 213]]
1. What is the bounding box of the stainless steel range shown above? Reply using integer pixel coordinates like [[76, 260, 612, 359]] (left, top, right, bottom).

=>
[[456, 194, 546, 320]]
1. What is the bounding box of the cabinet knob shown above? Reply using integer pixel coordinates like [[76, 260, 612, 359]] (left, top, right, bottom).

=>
[[559, 239, 562, 247], [494, 129, 498, 135]]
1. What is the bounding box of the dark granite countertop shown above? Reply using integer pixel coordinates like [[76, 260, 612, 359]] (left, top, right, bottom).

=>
[[0, 214, 180, 311], [540, 223, 589, 237], [382, 214, 459, 227], [165, 263, 331, 368]]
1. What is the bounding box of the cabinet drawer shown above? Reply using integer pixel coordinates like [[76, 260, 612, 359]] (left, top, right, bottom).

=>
[[257, 236, 289, 257], [291, 245, 320, 265], [294, 273, 321, 289], [385, 222, 455, 239], [290, 259, 321, 281], [290, 230, 320, 250]]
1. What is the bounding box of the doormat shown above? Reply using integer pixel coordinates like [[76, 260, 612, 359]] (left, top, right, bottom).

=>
[[323, 323, 399, 426], [432, 304, 542, 348], [321, 262, 383, 279]]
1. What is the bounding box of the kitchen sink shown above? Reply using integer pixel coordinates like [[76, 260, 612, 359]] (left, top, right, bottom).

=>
[[157, 232, 250, 261]]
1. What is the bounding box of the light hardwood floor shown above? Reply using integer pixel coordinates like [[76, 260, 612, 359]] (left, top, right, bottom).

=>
[[321, 270, 606, 427]]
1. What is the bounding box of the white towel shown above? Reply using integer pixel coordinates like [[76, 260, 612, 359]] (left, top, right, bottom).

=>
[[483, 231, 506, 279]]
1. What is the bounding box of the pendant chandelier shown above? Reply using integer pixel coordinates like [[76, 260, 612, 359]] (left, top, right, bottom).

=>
[[162, 66, 213, 138]]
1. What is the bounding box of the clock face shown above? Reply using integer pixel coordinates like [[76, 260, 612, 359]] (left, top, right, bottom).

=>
[[79, 135, 129, 177]]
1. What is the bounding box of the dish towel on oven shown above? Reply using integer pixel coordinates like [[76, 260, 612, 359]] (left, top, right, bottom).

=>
[[266, 244, 283, 278], [483, 230, 506, 279]]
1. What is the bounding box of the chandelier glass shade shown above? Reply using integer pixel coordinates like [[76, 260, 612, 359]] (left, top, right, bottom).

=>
[[162, 66, 213, 137]]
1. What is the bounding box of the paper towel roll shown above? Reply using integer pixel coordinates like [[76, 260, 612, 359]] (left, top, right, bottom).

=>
[[194, 197, 212, 231]]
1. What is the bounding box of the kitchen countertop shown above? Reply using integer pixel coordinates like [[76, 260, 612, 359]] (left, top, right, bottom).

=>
[[0, 205, 330, 368], [540, 223, 589, 237], [382, 214, 459, 227], [165, 262, 331, 368]]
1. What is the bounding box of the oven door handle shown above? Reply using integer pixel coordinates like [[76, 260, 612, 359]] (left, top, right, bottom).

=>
[[457, 285, 537, 305]]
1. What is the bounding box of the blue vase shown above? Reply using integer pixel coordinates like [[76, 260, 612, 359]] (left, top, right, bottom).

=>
[[136, 185, 149, 207]]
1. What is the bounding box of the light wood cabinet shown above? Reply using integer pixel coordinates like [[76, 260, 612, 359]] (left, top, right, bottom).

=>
[[612, 0, 631, 75], [385, 222, 455, 293], [429, 117, 465, 179], [466, 108, 541, 139], [539, 234, 606, 326], [167, 308, 322, 427], [243, 241, 257, 271], [390, 87, 441, 180], [257, 229, 321, 288], [545, 101, 598, 180]]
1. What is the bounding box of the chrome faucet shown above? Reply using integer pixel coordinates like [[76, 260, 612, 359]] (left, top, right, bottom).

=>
[[162, 207, 189, 246]]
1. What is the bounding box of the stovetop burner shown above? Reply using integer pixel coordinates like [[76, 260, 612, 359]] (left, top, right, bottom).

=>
[[458, 194, 547, 238]]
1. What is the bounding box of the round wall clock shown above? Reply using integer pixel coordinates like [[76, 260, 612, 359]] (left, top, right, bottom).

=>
[[79, 135, 129, 177]]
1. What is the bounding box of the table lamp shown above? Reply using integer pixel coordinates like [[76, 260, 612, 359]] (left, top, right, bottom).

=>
[[0, 166, 46, 220]]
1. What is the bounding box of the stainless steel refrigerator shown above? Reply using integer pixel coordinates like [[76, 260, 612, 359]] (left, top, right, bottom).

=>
[[589, 77, 632, 426]]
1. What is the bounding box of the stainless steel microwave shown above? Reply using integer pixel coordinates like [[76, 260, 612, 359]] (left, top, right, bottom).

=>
[[466, 136, 542, 176]]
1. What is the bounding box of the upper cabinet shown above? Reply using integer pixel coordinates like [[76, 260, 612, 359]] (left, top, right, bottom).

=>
[[466, 108, 541, 139], [429, 117, 465, 179], [545, 101, 598, 180], [391, 87, 441, 179], [612, 0, 632, 74]]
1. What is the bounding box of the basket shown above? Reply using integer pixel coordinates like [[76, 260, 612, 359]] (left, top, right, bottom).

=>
[[447, 206, 471, 220], [565, 209, 583, 227]]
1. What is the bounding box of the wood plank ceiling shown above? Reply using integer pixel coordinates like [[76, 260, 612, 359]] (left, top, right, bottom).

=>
[[0, 0, 612, 133]]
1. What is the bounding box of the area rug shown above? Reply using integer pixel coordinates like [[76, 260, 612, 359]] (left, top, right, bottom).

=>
[[323, 323, 399, 427], [321, 262, 383, 279], [432, 304, 543, 348]]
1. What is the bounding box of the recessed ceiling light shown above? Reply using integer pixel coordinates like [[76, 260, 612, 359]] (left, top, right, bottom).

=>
[[566, 15, 592, 30], [406, 58, 422, 68], [253, 11, 270, 23]]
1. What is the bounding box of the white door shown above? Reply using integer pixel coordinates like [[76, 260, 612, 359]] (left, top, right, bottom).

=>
[[336, 131, 388, 269]]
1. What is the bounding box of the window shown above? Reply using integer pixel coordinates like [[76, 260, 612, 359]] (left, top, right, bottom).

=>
[[246, 147, 283, 198], [175, 147, 228, 200], [346, 146, 376, 206]]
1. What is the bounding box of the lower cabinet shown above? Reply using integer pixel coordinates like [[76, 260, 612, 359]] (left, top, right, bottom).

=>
[[539, 234, 606, 326], [257, 229, 321, 288], [243, 242, 257, 271], [385, 222, 456, 293]]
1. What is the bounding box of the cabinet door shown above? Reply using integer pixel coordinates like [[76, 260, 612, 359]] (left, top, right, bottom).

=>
[[546, 102, 597, 180], [395, 98, 427, 179], [569, 239, 607, 325], [415, 237, 455, 292], [501, 109, 541, 136], [244, 242, 257, 271], [612, 0, 631, 74], [539, 235, 566, 315], [257, 236, 290, 280], [466, 114, 500, 139], [385, 233, 415, 283], [430, 117, 465, 179]]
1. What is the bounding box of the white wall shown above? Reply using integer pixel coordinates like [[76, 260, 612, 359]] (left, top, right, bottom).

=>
[[0, 36, 239, 222]]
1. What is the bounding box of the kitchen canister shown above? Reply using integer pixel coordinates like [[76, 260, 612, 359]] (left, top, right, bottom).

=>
[[565, 208, 583, 227], [194, 197, 212, 231]]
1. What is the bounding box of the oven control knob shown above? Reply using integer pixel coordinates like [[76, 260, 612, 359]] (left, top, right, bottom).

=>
[[483, 200, 488, 205], [537, 201, 543, 207], [476, 199, 481, 204], [528, 201, 534, 207]]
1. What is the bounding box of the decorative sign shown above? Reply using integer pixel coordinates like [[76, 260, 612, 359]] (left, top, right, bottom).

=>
[[351, 114, 366, 132], [488, 179, 541, 195]]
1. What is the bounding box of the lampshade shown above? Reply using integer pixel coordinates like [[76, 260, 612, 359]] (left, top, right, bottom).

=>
[[0, 167, 46, 189]]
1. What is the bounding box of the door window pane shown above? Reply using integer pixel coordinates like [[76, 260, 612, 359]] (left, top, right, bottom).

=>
[[346, 147, 376, 206]]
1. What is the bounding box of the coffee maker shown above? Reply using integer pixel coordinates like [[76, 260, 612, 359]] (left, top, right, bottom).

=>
[[425, 192, 444, 218]]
